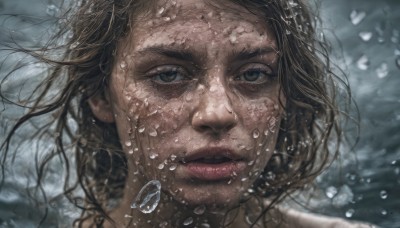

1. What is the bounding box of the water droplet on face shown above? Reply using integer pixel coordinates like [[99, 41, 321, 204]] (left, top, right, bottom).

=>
[[247, 160, 255, 166], [359, 31, 373, 41], [149, 128, 158, 137], [130, 180, 161, 214], [325, 186, 338, 199], [376, 62, 389, 78], [193, 205, 206, 215], [229, 32, 238, 44], [345, 208, 355, 218], [125, 141, 132, 147], [200, 223, 211, 228], [138, 126, 146, 133], [149, 152, 159, 160], [170, 154, 177, 161], [169, 164, 177, 171], [120, 61, 127, 70], [356, 55, 370, 70], [380, 190, 388, 199], [158, 163, 165, 170], [252, 129, 260, 139], [183, 217, 193, 226], [349, 10, 366, 25]]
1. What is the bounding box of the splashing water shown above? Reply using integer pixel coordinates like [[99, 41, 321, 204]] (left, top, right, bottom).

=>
[[130, 180, 161, 214]]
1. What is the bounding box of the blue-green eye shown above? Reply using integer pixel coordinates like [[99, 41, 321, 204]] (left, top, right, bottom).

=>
[[149, 66, 188, 83], [235, 67, 274, 84], [154, 71, 183, 83]]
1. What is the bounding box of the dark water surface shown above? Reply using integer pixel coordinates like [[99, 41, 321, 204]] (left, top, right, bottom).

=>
[[0, 0, 399, 227]]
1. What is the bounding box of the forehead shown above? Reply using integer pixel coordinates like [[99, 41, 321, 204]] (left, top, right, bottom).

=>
[[122, 0, 276, 51]]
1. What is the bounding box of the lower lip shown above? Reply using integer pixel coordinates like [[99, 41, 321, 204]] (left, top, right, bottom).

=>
[[183, 161, 246, 181]]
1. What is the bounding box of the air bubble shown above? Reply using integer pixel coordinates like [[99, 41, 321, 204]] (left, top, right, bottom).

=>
[[376, 63, 388, 78], [183, 217, 193, 226], [130, 180, 161, 214], [46, 4, 59, 17], [325, 186, 338, 199], [357, 55, 370, 70], [350, 10, 366, 25], [359, 31, 373, 41], [345, 208, 355, 218], [380, 190, 388, 199], [381, 209, 388, 216], [169, 164, 177, 171], [158, 163, 165, 170]]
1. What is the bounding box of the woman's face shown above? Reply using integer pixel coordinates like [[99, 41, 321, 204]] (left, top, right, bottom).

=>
[[96, 0, 283, 208]]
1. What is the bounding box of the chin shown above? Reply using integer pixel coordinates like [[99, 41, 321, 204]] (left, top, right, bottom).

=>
[[169, 180, 249, 208]]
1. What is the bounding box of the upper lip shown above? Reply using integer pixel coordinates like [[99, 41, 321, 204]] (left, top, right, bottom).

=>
[[182, 147, 244, 163]]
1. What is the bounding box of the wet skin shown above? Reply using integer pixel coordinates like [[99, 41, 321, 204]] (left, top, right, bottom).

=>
[[89, 0, 284, 226]]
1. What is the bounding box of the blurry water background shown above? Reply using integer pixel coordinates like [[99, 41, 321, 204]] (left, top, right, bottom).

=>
[[0, 0, 399, 227]]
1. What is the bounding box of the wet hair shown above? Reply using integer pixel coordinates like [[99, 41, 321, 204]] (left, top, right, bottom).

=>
[[0, 0, 352, 226]]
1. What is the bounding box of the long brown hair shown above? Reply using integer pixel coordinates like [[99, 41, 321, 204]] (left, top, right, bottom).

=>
[[0, 0, 354, 226]]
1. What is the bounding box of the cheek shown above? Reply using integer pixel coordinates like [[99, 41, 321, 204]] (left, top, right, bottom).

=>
[[239, 98, 281, 132]]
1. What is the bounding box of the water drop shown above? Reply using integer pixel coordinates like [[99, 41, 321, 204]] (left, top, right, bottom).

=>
[[183, 217, 193, 226], [229, 32, 238, 44], [157, 7, 165, 16], [169, 164, 177, 171], [359, 31, 373, 41], [125, 141, 132, 147], [381, 209, 388, 216], [252, 129, 260, 139], [158, 163, 165, 170], [376, 63, 388, 78], [46, 4, 59, 17], [200, 223, 211, 228], [130, 180, 161, 214], [247, 160, 255, 166], [345, 208, 355, 218], [120, 61, 127, 70], [138, 126, 145, 133], [170, 154, 177, 161], [356, 55, 370, 70], [149, 152, 158, 160], [325, 186, 338, 199], [185, 93, 193, 102], [380, 190, 388, 199], [149, 128, 158, 137], [193, 205, 206, 215], [350, 10, 366, 25]]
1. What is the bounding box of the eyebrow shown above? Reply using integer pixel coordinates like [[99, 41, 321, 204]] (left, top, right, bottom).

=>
[[233, 47, 279, 61], [137, 46, 197, 62]]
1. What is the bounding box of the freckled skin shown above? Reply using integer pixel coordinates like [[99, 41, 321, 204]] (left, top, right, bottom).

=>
[[100, 0, 285, 226]]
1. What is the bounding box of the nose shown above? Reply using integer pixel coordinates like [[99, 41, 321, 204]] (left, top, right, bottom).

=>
[[191, 84, 238, 134]]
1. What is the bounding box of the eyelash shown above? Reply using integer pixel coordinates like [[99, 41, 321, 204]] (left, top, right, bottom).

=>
[[147, 66, 191, 84], [234, 66, 276, 84]]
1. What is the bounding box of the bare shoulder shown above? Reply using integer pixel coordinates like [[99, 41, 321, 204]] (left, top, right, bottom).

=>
[[277, 208, 377, 228]]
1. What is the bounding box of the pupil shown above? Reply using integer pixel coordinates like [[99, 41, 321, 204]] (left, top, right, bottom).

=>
[[244, 71, 260, 81], [160, 72, 177, 82]]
